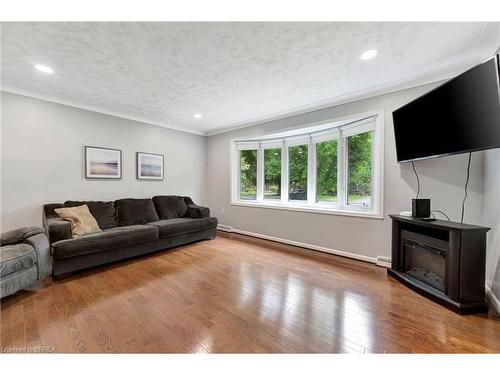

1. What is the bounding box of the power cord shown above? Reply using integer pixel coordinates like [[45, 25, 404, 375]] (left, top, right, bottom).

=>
[[411, 161, 420, 199], [412, 161, 451, 222], [431, 210, 451, 221], [460, 152, 472, 224], [411, 153, 472, 224]]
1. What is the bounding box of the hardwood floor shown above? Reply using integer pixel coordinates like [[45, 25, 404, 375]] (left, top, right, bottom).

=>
[[1, 232, 500, 353]]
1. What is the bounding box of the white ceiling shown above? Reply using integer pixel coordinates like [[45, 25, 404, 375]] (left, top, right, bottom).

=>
[[2, 22, 500, 135]]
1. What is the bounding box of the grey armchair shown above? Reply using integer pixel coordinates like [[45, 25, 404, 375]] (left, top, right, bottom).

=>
[[0, 227, 51, 298]]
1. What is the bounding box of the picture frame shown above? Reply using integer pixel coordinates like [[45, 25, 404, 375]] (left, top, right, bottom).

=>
[[85, 146, 122, 179], [136, 152, 164, 180]]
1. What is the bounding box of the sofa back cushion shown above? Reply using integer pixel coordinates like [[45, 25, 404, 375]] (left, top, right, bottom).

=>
[[115, 198, 159, 226], [152, 196, 188, 219], [54, 205, 102, 238], [64, 200, 117, 229]]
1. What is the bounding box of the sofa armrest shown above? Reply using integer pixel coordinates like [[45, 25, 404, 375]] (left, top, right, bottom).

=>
[[186, 204, 210, 218], [183, 197, 210, 218], [44, 217, 72, 244], [0, 226, 44, 246], [43, 203, 72, 244], [22, 232, 51, 279]]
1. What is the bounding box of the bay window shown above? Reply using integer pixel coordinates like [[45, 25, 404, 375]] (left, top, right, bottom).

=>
[[232, 110, 383, 218]]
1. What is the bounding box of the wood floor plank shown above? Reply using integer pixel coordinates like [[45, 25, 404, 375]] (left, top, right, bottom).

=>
[[1, 232, 499, 353]]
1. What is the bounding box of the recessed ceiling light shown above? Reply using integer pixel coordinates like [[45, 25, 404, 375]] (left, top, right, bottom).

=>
[[194, 114, 202, 119], [35, 64, 54, 74], [361, 50, 378, 60]]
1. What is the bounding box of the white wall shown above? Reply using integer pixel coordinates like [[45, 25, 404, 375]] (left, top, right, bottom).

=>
[[206, 82, 485, 261], [483, 148, 500, 304], [1, 92, 207, 231]]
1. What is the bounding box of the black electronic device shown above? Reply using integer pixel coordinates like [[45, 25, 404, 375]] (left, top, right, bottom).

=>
[[412, 198, 431, 218], [393, 55, 500, 163]]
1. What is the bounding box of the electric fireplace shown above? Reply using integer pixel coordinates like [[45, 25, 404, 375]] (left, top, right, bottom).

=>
[[388, 215, 489, 314]]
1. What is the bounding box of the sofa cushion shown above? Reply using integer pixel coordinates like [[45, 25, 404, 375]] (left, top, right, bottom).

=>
[[0, 243, 37, 278], [152, 196, 188, 219], [64, 200, 117, 229], [115, 198, 159, 226], [147, 217, 218, 238], [54, 205, 102, 238], [52, 225, 159, 259]]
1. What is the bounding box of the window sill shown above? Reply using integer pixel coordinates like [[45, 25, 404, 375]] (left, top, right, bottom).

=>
[[230, 200, 383, 219]]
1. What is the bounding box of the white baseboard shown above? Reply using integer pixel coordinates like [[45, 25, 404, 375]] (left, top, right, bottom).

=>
[[217, 224, 233, 232], [217, 224, 377, 264], [376, 256, 392, 268], [486, 285, 500, 316]]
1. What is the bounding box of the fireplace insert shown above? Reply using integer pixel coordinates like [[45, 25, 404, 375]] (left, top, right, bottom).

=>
[[401, 230, 448, 293]]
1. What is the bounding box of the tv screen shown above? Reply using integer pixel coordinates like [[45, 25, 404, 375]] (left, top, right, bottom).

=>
[[393, 55, 500, 162]]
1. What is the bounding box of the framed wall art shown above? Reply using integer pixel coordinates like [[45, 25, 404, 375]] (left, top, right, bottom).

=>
[[85, 146, 122, 179], [137, 152, 164, 180]]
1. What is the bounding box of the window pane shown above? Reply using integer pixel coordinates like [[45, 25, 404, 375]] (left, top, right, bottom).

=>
[[316, 140, 337, 202], [264, 148, 281, 200], [240, 149, 257, 200], [347, 132, 372, 208], [288, 144, 308, 201]]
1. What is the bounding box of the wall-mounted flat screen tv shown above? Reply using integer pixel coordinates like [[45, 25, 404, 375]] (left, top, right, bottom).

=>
[[393, 55, 500, 163]]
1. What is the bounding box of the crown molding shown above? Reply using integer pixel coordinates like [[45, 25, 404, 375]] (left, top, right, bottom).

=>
[[0, 86, 206, 136], [205, 63, 476, 136]]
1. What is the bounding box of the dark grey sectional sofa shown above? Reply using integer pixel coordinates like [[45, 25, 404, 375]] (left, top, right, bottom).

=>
[[43, 196, 217, 278]]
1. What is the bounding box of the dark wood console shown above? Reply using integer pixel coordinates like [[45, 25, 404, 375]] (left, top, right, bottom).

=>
[[388, 214, 490, 314]]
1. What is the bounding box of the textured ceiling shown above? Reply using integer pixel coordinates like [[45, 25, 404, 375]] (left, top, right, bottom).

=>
[[2, 22, 500, 135]]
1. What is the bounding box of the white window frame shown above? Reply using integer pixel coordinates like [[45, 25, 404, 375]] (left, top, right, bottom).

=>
[[261, 141, 284, 202], [230, 109, 384, 219], [236, 144, 259, 201]]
